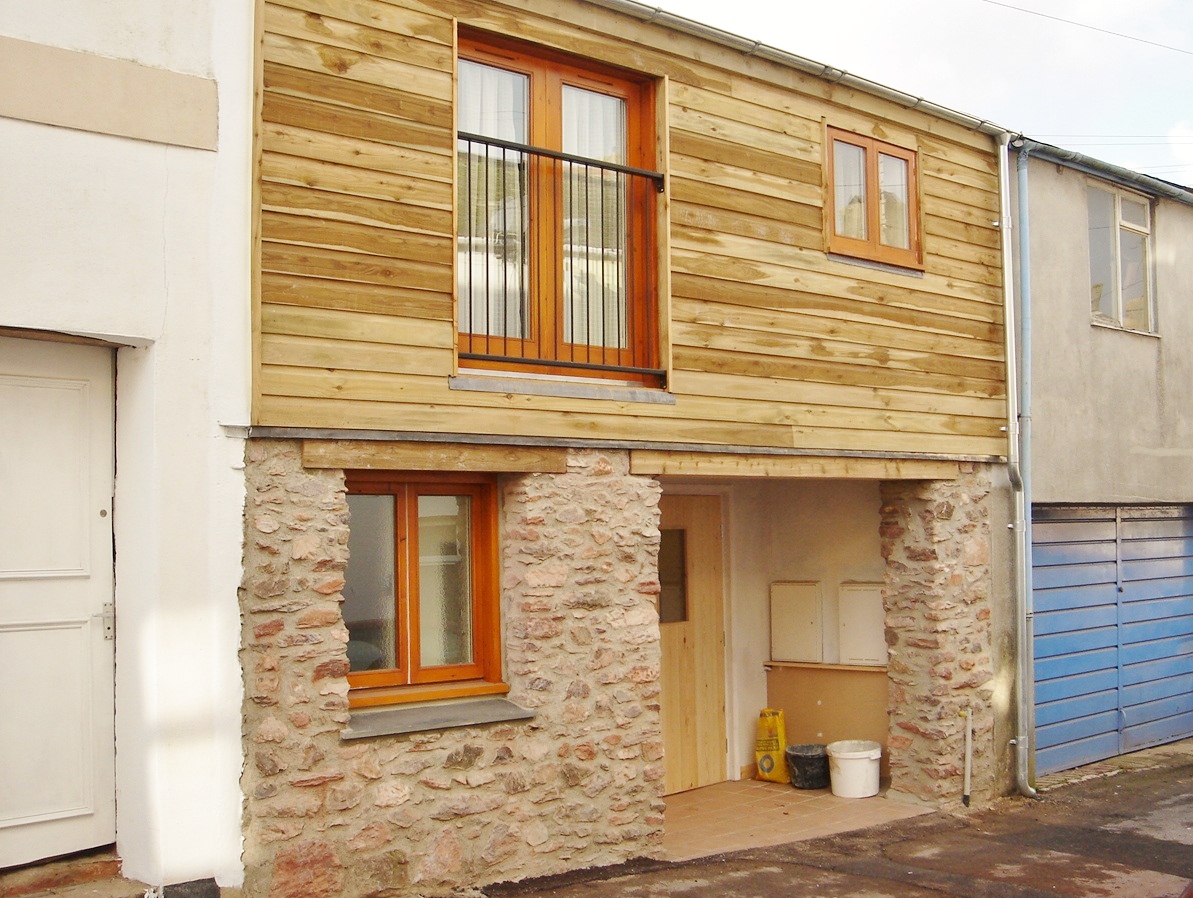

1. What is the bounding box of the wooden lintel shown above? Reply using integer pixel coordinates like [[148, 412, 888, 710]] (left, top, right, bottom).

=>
[[630, 451, 962, 480], [302, 440, 569, 473]]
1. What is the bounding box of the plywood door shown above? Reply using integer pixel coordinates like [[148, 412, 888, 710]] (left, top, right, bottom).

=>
[[0, 337, 116, 868], [659, 494, 726, 795]]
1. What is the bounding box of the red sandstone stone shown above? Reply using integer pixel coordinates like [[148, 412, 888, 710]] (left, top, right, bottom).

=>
[[311, 658, 349, 681], [267, 839, 343, 898]]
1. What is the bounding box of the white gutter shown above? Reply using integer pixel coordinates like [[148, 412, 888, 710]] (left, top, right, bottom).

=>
[[1019, 139, 1193, 205], [583, 0, 1010, 137]]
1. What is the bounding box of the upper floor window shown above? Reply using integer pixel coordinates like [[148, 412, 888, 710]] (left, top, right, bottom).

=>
[[342, 472, 503, 707], [1087, 185, 1153, 333], [826, 127, 921, 269], [456, 35, 663, 385]]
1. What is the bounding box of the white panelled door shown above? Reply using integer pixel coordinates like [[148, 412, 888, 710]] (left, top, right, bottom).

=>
[[0, 336, 116, 868]]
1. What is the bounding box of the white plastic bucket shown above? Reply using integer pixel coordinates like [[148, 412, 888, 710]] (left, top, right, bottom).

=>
[[826, 740, 882, 798]]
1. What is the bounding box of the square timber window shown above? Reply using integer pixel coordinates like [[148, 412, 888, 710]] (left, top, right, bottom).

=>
[[456, 33, 663, 385], [342, 473, 503, 707], [826, 127, 921, 269], [1087, 184, 1154, 332]]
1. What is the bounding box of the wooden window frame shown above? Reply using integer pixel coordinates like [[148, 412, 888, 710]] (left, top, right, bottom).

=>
[[344, 471, 504, 708], [456, 31, 660, 383], [825, 127, 922, 270]]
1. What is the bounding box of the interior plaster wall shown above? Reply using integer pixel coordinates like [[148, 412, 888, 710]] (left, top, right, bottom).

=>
[[719, 480, 886, 776]]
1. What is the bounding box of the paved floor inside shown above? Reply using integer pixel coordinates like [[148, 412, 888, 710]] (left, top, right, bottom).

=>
[[661, 777, 931, 862]]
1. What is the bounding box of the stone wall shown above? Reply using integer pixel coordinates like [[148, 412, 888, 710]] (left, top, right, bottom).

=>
[[880, 465, 997, 806], [239, 442, 664, 898]]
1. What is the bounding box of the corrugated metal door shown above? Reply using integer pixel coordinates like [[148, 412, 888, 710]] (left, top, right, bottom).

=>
[[1033, 505, 1193, 776]]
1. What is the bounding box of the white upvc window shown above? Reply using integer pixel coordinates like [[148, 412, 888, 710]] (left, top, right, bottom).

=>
[[1087, 184, 1154, 333]]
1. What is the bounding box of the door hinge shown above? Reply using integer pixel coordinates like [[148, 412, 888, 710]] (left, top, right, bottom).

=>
[[99, 603, 115, 640]]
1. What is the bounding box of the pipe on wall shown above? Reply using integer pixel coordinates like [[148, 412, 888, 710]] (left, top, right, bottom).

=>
[[997, 133, 1036, 799], [1012, 141, 1038, 799]]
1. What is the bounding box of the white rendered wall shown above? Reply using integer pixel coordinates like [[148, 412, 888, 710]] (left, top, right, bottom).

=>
[[0, 0, 252, 887], [1023, 156, 1193, 504], [0, 0, 213, 75]]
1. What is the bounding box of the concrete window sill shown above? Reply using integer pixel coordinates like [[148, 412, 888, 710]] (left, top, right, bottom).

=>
[[342, 697, 536, 740]]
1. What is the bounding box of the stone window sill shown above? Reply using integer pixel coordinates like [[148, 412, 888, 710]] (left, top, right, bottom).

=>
[[342, 697, 536, 741], [450, 373, 676, 405]]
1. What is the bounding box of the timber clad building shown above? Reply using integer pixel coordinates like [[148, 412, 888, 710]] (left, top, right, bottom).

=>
[[0, 0, 1025, 894], [242, 0, 1015, 893]]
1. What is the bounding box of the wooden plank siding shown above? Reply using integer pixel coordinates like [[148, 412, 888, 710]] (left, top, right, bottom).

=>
[[253, 0, 1008, 459]]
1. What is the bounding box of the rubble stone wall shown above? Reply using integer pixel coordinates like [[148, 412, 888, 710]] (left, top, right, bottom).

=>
[[239, 441, 664, 898], [880, 464, 997, 806]]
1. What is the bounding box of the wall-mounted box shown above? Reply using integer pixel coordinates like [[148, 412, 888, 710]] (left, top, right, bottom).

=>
[[838, 582, 886, 665], [769, 581, 822, 663]]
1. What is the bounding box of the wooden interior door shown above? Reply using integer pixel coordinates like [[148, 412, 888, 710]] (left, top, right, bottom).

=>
[[658, 494, 727, 795], [0, 337, 116, 868]]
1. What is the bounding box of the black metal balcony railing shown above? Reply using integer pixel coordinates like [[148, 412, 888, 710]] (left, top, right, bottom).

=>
[[456, 133, 664, 380]]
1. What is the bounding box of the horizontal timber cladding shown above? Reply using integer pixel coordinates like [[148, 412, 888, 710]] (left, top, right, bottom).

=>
[[254, 0, 1008, 458]]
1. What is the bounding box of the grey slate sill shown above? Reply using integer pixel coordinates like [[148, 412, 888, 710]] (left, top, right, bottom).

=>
[[827, 252, 925, 278], [450, 374, 676, 405], [342, 697, 536, 740]]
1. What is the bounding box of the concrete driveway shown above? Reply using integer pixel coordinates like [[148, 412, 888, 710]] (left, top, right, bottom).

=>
[[485, 741, 1193, 898]]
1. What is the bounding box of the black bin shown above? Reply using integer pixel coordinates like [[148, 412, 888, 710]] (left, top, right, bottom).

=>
[[786, 743, 829, 790]]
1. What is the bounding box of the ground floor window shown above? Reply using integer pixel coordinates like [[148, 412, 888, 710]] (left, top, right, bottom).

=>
[[342, 472, 503, 707]]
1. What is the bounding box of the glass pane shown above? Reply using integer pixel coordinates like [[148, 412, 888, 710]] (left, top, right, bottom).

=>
[[657, 529, 687, 624], [878, 153, 910, 249], [1087, 186, 1116, 319], [457, 61, 530, 340], [1121, 197, 1148, 230], [1120, 228, 1149, 331], [343, 495, 396, 672], [418, 495, 473, 668], [834, 140, 867, 240], [562, 86, 629, 350], [563, 85, 626, 163], [458, 60, 527, 143]]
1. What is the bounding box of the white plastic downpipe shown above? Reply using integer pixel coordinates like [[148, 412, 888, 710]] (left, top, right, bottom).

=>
[[997, 133, 1037, 799], [1013, 142, 1038, 799]]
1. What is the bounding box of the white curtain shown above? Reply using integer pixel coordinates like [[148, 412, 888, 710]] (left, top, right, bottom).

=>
[[562, 85, 626, 163], [458, 60, 527, 142]]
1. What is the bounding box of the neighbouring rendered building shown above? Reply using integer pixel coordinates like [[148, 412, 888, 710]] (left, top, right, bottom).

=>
[[1, 0, 1059, 895], [1011, 142, 1193, 779]]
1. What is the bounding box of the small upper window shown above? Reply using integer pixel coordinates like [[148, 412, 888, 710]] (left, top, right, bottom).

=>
[[342, 472, 503, 707], [826, 127, 921, 269], [1087, 184, 1153, 333]]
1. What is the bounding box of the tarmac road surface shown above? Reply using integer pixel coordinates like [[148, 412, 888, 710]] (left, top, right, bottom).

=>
[[484, 741, 1193, 898]]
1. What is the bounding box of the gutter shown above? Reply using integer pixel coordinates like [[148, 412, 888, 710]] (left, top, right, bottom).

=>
[[583, 0, 1010, 137], [1018, 139, 1193, 205]]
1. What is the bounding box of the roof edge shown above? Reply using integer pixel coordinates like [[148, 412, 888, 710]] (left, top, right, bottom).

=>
[[1016, 139, 1193, 205], [582, 0, 1011, 138]]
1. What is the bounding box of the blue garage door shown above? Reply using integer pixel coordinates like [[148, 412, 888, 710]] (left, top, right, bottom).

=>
[[1033, 505, 1193, 776]]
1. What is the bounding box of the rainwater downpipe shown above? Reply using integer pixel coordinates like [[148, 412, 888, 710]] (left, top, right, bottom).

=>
[[1011, 139, 1038, 798]]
